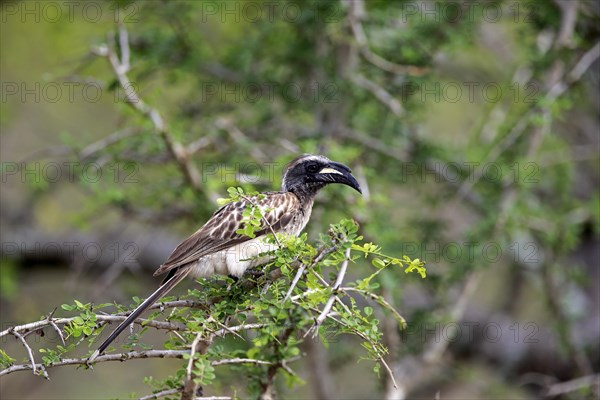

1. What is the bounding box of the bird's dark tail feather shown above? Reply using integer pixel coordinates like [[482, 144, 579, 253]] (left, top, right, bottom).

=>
[[88, 270, 189, 362]]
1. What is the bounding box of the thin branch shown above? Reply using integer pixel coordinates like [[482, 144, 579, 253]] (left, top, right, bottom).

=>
[[0, 350, 188, 376], [182, 333, 205, 400], [307, 247, 351, 337], [139, 388, 182, 400], [0, 349, 291, 378], [187, 137, 212, 155], [117, 21, 130, 71], [346, 0, 426, 76], [341, 287, 406, 327], [80, 127, 138, 160], [1, 300, 207, 339], [298, 301, 397, 389], [45, 308, 66, 346], [0, 314, 185, 345], [211, 358, 273, 367], [553, 0, 579, 49], [351, 74, 404, 117], [548, 40, 600, 101], [546, 373, 600, 397], [192, 397, 232, 400], [284, 245, 339, 301], [212, 323, 267, 338], [11, 330, 48, 379], [91, 25, 203, 191], [567, 41, 600, 82]]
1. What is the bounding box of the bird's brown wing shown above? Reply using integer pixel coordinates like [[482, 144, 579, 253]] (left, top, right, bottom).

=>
[[153, 192, 300, 277]]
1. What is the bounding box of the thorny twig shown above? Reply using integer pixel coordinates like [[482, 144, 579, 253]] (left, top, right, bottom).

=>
[[284, 245, 339, 301], [181, 332, 207, 400], [306, 247, 352, 338], [10, 329, 48, 379]]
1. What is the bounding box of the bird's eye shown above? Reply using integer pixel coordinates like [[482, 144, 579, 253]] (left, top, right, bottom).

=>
[[306, 163, 320, 174]]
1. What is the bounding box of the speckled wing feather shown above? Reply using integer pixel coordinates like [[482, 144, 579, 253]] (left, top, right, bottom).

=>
[[153, 192, 301, 277]]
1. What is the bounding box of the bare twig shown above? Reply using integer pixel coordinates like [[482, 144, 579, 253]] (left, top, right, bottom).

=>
[[211, 358, 273, 367], [215, 117, 267, 162], [92, 24, 203, 191], [346, 0, 426, 76], [11, 330, 48, 378], [212, 323, 267, 338], [284, 245, 339, 301], [548, 40, 600, 101], [341, 287, 406, 327], [299, 302, 398, 390], [351, 74, 404, 117], [139, 388, 182, 400], [307, 247, 351, 337], [45, 308, 66, 346], [0, 349, 295, 378], [181, 333, 206, 400], [553, 0, 579, 49], [187, 137, 212, 155], [546, 373, 600, 397], [80, 127, 138, 160]]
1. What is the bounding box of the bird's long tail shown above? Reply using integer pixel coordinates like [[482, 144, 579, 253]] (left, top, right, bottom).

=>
[[88, 269, 189, 362]]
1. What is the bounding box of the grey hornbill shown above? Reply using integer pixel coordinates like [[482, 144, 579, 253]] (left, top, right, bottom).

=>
[[89, 154, 362, 361]]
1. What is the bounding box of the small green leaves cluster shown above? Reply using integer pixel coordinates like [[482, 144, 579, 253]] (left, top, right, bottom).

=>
[[217, 186, 246, 205], [183, 353, 216, 386], [0, 349, 16, 369], [353, 243, 426, 292], [61, 300, 102, 339]]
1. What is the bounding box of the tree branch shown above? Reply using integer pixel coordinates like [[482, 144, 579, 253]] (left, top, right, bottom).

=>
[[0, 350, 188, 376], [307, 247, 351, 337], [91, 24, 203, 192], [346, 0, 426, 76]]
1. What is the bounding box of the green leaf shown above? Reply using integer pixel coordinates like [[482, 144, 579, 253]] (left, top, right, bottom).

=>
[[371, 258, 386, 269]]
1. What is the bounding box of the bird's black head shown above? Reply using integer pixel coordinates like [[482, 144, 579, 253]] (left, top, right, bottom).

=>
[[282, 154, 362, 198]]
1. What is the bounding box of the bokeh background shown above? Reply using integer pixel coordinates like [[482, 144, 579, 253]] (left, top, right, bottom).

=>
[[1, 1, 599, 399]]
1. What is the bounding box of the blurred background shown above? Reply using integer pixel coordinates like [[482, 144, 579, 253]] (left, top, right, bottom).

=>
[[1, 0, 599, 399]]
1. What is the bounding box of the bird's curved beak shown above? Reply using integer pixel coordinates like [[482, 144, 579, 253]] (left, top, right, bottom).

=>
[[316, 162, 362, 194]]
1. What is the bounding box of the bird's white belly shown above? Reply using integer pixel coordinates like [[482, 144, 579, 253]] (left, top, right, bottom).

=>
[[187, 237, 278, 278]]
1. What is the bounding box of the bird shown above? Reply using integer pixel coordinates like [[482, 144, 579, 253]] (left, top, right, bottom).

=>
[[88, 154, 361, 362]]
